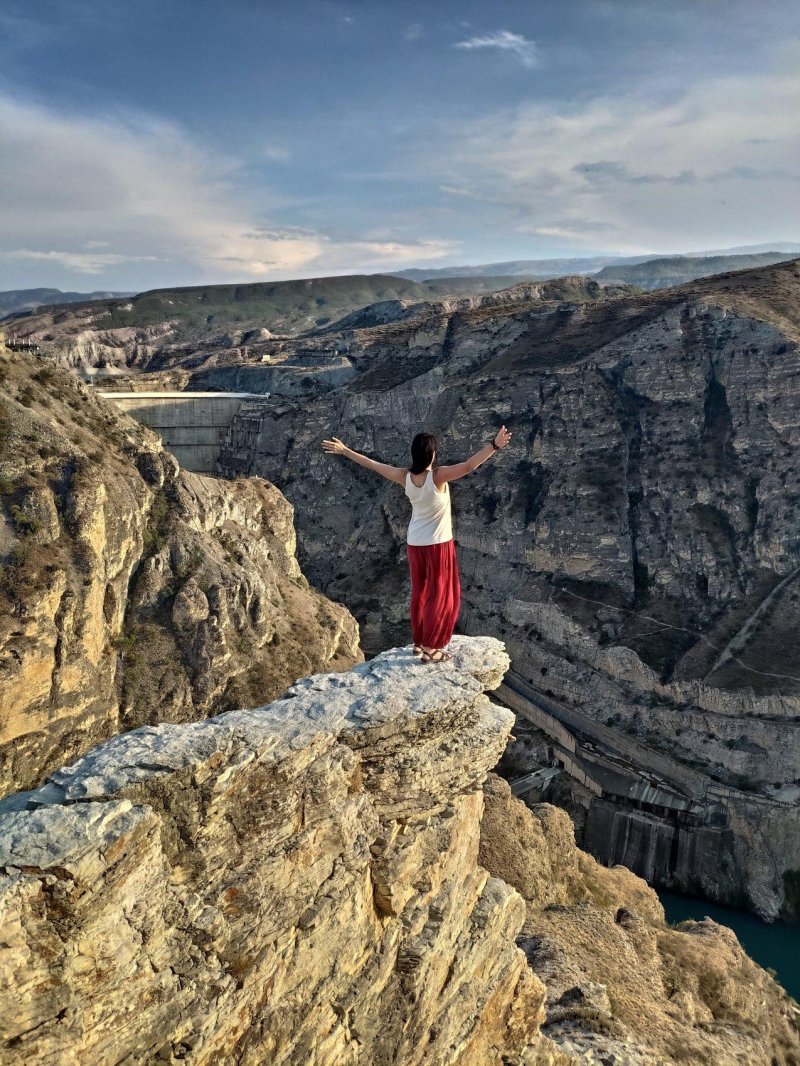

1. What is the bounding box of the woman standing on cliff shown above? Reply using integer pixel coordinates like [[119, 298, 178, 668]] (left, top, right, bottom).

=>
[[322, 427, 512, 663]]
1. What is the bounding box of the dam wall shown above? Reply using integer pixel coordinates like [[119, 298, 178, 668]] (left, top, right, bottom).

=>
[[496, 671, 799, 917], [99, 392, 268, 472]]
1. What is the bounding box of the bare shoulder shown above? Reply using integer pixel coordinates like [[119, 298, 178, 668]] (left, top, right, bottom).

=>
[[432, 465, 449, 491], [434, 460, 470, 486]]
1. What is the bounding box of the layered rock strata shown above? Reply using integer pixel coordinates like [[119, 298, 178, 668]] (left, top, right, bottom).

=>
[[212, 258, 800, 915], [0, 637, 546, 1065], [0, 353, 360, 797]]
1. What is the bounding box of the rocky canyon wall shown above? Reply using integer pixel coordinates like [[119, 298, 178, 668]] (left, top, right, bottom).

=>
[[0, 353, 361, 797], [215, 260, 800, 915]]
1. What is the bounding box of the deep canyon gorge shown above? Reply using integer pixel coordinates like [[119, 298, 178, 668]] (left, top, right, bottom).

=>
[[2, 258, 800, 1063]]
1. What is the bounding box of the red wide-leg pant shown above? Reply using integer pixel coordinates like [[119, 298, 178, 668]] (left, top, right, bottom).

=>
[[406, 539, 461, 649]]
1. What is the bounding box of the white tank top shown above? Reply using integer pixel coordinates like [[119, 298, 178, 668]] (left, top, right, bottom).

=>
[[404, 469, 453, 545]]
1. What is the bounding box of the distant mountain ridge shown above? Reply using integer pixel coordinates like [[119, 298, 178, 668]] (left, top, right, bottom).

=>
[[2, 273, 567, 364], [395, 256, 645, 279], [0, 287, 134, 318], [596, 252, 798, 289], [6, 246, 800, 360], [393, 244, 800, 282]]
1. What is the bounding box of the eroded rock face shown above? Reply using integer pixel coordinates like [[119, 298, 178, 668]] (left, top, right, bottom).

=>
[[0, 636, 547, 1066], [0, 355, 361, 797], [214, 259, 800, 915], [1, 640, 796, 1066], [216, 262, 800, 693]]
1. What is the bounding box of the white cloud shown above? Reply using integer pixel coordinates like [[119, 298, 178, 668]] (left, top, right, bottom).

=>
[[430, 44, 800, 252], [454, 30, 538, 69], [403, 22, 424, 42], [306, 236, 459, 273], [1, 248, 161, 274], [0, 94, 455, 286]]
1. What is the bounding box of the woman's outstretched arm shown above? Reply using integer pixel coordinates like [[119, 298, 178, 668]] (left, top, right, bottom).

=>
[[434, 425, 512, 486], [322, 436, 407, 485]]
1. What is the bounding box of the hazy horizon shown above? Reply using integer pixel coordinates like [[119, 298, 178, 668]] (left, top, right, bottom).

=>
[[1, 0, 799, 291]]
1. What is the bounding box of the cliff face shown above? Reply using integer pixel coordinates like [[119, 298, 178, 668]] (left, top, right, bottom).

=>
[[1, 637, 796, 1066], [0, 353, 361, 797], [0, 637, 544, 1065], [212, 258, 800, 915], [216, 260, 800, 687]]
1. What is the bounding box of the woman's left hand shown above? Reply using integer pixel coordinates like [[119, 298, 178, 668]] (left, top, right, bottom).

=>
[[493, 425, 512, 449], [322, 436, 347, 455]]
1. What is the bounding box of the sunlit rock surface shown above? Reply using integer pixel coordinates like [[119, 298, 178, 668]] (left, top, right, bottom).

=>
[[0, 637, 550, 1065], [2, 636, 797, 1064], [0, 353, 361, 797]]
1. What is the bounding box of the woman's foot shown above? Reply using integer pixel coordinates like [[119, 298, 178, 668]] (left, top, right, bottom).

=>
[[412, 644, 423, 655], [421, 648, 451, 664]]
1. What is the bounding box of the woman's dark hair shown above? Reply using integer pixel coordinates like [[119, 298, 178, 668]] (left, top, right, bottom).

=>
[[410, 432, 437, 474]]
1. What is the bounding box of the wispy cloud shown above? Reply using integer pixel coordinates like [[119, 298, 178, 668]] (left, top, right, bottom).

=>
[[430, 44, 800, 252], [0, 94, 456, 286], [403, 22, 424, 43], [454, 30, 537, 68], [262, 143, 291, 163], [0, 248, 162, 274]]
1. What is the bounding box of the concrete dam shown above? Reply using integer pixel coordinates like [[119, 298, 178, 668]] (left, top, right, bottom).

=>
[[99, 392, 268, 473], [498, 670, 793, 910]]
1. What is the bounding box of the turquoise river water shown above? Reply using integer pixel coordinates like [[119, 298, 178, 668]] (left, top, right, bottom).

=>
[[658, 890, 800, 1002]]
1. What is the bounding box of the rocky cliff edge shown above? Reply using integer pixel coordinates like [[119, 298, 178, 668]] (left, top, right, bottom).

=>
[[0, 351, 362, 797], [1, 636, 797, 1066], [0, 636, 546, 1065]]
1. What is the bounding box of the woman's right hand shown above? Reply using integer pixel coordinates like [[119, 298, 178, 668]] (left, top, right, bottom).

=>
[[322, 437, 347, 455]]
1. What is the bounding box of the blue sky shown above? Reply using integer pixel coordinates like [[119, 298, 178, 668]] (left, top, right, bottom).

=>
[[1, 0, 799, 290]]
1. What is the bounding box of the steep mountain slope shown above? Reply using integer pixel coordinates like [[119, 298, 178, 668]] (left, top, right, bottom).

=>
[[214, 257, 800, 914], [0, 349, 361, 797], [218, 258, 800, 683]]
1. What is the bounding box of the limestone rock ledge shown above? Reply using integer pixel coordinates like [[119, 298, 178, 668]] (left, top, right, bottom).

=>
[[0, 636, 548, 1065]]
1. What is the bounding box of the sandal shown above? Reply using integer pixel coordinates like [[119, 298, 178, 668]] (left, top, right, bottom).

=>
[[412, 644, 423, 655], [421, 649, 451, 664]]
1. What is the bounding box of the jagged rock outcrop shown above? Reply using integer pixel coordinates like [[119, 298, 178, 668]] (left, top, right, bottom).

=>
[[0, 637, 546, 1065], [1, 637, 796, 1065], [211, 258, 800, 915], [0, 353, 361, 797]]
